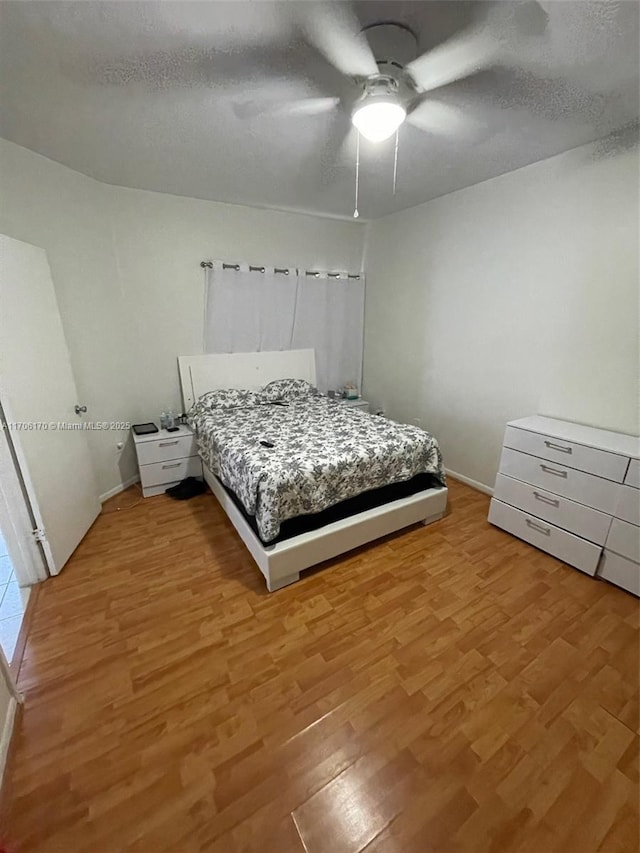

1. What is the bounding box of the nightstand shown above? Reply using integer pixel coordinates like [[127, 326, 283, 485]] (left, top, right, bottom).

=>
[[133, 425, 203, 497], [340, 398, 370, 413]]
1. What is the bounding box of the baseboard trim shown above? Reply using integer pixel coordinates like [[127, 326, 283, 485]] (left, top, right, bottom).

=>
[[0, 696, 17, 786], [99, 475, 140, 504], [446, 469, 493, 497]]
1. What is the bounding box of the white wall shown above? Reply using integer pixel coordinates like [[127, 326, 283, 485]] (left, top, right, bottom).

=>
[[0, 139, 366, 497], [363, 139, 639, 490], [3, 133, 636, 501], [0, 139, 133, 497], [106, 184, 365, 428]]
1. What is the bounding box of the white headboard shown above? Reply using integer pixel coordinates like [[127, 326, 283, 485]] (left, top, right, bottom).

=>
[[178, 349, 317, 411]]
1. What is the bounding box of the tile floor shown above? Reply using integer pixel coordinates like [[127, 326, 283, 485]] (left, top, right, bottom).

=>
[[0, 531, 29, 663]]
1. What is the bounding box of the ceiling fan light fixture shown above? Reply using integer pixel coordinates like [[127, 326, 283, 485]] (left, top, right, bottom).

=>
[[352, 96, 406, 143]]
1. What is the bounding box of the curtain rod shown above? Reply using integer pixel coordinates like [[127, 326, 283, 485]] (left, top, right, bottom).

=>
[[200, 260, 362, 279]]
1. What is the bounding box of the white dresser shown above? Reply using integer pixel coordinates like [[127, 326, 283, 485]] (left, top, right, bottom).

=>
[[489, 416, 639, 595], [133, 425, 203, 497]]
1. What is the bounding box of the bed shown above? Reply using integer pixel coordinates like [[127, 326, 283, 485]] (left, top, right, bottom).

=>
[[178, 350, 447, 591]]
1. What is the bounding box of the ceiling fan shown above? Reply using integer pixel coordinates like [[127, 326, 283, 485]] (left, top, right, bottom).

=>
[[75, 0, 552, 212], [84, 1, 550, 144], [232, 1, 551, 145]]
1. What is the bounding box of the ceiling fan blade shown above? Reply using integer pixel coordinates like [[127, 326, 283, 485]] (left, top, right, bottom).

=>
[[406, 30, 499, 94], [406, 99, 485, 140], [406, 1, 549, 94], [233, 97, 339, 120], [297, 2, 378, 79]]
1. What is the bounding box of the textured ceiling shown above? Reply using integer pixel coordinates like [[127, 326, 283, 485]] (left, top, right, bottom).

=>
[[1, 1, 638, 220]]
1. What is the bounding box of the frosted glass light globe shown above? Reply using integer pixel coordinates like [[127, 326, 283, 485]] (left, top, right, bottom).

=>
[[352, 100, 406, 142]]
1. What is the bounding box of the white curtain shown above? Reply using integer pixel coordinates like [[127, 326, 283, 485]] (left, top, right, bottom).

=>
[[204, 262, 365, 392]]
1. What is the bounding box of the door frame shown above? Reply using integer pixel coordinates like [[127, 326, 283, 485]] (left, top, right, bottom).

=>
[[0, 393, 51, 582]]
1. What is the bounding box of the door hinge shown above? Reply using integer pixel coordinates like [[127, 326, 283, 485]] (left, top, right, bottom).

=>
[[32, 527, 47, 544]]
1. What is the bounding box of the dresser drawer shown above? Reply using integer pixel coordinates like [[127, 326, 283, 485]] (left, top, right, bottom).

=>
[[140, 455, 203, 488], [493, 474, 612, 546], [606, 518, 640, 563], [488, 499, 602, 575], [503, 426, 628, 482], [136, 433, 197, 465], [597, 550, 639, 597], [614, 485, 640, 527], [499, 447, 621, 515], [624, 458, 640, 489]]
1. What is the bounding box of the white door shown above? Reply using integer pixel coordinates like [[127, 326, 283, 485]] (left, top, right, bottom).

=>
[[0, 234, 100, 574]]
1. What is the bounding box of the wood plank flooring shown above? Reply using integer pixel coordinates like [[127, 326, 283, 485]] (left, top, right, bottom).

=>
[[0, 478, 637, 852]]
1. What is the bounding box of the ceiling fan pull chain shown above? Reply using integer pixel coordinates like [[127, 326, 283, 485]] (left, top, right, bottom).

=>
[[393, 129, 399, 195], [353, 131, 360, 219]]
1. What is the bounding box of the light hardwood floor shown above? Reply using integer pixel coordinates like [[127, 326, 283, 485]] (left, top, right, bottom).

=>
[[0, 478, 637, 852]]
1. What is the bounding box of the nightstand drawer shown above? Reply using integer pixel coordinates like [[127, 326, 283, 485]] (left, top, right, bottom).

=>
[[136, 433, 197, 465], [489, 498, 602, 576], [503, 426, 628, 482], [499, 447, 620, 515], [140, 455, 202, 488], [493, 473, 612, 545], [342, 399, 370, 413]]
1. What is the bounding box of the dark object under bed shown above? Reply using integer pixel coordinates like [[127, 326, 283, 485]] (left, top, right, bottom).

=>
[[221, 472, 442, 545]]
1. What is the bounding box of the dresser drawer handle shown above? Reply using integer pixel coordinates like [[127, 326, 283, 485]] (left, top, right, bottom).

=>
[[162, 462, 181, 469], [540, 464, 568, 478], [159, 440, 179, 447], [533, 491, 560, 507], [544, 440, 572, 454], [526, 518, 551, 536]]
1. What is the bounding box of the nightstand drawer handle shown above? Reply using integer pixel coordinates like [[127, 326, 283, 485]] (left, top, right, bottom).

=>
[[533, 491, 560, 507], [544, 440, 572, 454], [162, 462, 181, 469], [526, 518, 551, 536], [540, 464, 568, 478], [159, 440, 179, 447]]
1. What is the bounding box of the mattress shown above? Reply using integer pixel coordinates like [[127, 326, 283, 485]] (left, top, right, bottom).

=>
[[221, 472, 443, 545], [188, 395, 446, 543]]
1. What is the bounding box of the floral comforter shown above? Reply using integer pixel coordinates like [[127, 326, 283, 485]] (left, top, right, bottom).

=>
[[188, 396, 446, 543]]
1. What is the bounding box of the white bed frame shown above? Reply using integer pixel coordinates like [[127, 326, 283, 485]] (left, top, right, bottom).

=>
[[178, 350, 447, 591]]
